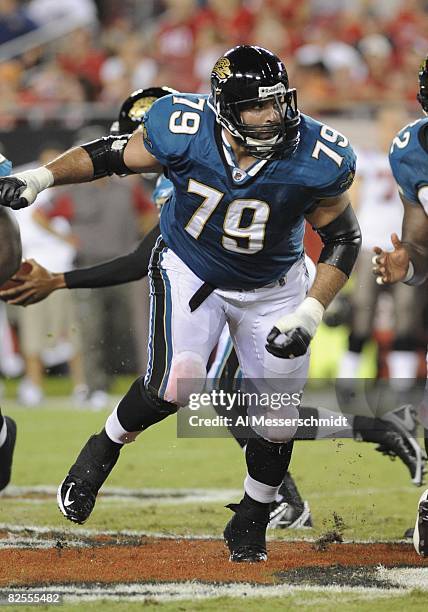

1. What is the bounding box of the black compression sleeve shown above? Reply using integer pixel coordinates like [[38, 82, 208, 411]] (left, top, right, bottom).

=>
[[64, 224, 161, 289], [315, 204, 361, 277]]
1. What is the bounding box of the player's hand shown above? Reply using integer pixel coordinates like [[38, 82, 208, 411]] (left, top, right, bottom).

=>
[[0, 167, 53, 210], [0, 177, 30, 210], [266, 326, 312, 359], [372, 233, 410, 285], [0, 259, 63, 305], [265, 297, 324, 359]]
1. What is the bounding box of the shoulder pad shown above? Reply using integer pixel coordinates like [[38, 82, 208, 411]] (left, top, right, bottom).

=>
[[298, 115, 356, 197], [143, 94, 208, 165], [389, 118, 428, 204]]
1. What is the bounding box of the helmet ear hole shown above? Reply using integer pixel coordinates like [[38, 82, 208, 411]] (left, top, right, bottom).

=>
[[211, 45, 300, 159]]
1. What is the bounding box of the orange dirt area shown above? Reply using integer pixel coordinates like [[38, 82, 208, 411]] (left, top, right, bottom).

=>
[[1, 537, 428, 587]]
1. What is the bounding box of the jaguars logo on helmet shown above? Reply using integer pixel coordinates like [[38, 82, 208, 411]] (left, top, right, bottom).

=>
[[212, 57, 232, 81], [210, 45, 300, 160], [110, 86, 178, 135]]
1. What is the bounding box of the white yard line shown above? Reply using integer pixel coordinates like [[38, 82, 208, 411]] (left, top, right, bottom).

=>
[[0, 581, 413, 603], [0, 522, 415, 548], [1, 484, 414, 503], [1, 485, 243, 505]]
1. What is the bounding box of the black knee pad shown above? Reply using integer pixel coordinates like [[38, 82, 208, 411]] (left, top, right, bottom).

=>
[[117, 376, 178, 432]]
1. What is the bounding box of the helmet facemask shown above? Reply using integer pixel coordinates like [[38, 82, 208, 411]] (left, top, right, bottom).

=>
[[225, 87, 300, 159], [214, 84, 300, 160], [417, 57, 428, 115]]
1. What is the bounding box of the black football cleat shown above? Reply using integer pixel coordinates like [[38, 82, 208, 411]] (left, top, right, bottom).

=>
[[413, 488, 428, 556], [379, 405, 427, 487], [57, 476, 97, 524], [0, 417, 17, 491], [354, 408, 426, 487], [268, 472, 313, 529], [223, 495, 269, 562], [269, 499, 313, 529], [57, 432, 121, 524]]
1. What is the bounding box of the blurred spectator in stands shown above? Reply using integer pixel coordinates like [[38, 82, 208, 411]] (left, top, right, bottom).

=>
[[13, 144, 87, 407], [26, 57, 87, 106], [58, 28, 106, 99], [249, 5, 293, 60], [0, 0, 37, 44], [356, 32, 395, 105], [295, 23, 367, 83], [194, 0, 255, 47], [293, 61, 340, 115], [152, 0, 199, 91], [33, 127, 157, 409], [99, 14, 135, 57], [2, 0, 428, 122], [27, 0, 98, 27], [193, 26, 225, 93], [100, 34, 158, 104], [0, 60, 22, 129], [338, 107, 422, 392]]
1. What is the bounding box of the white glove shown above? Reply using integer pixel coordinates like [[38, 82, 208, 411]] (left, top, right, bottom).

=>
[[274, 297, 325, 338], [0, 167, 54, 210], [266, 297, 325, 359]]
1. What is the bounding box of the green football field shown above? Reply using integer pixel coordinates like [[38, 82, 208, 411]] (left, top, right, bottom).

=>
[[0, 397, 422, 539], [1, 370, 427, 610]]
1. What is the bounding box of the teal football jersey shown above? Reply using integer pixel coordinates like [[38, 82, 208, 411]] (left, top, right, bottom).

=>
[[143, 93, 356, 289], [389, 117, 428, 207]]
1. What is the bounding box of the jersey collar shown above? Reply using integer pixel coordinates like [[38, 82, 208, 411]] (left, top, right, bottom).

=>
[[220, 129, 267, 185]]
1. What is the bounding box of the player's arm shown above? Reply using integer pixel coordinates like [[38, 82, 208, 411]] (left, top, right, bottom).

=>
[[0, 208, 22, 285], [266, 191, 361, 359], [373, 194, 428, 285], [0, 223, 161, 306], [305, 191, 360, 306], [0, 132, 162, 210]]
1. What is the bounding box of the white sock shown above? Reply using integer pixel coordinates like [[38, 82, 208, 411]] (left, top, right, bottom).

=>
[[387, 351, 419, 391], [244, 474, 279, 503], [105, 405, 141, 444], [105, 405, 129, 444], [338, 350, 362, 378], [0, 418, 7, 448]]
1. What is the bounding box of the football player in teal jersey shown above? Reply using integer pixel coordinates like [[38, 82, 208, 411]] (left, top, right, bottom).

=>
[[373, 57, 428, 557], [0, 45, 361, 561], [0, 152, 20, 491]]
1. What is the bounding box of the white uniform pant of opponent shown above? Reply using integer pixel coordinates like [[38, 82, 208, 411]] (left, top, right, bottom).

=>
[[145, 238, 310, 443]]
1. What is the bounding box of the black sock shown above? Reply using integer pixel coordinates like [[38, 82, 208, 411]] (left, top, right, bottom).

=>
[[424, 428, 428, 457], [245, 436, 294, 487], [0, 407, 3, 433]]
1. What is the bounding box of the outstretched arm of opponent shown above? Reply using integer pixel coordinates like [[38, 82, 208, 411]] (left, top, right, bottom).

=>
[[0, 223, 161, 305], [373, 195, 428, 285], [0, 132, 161, 209]]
